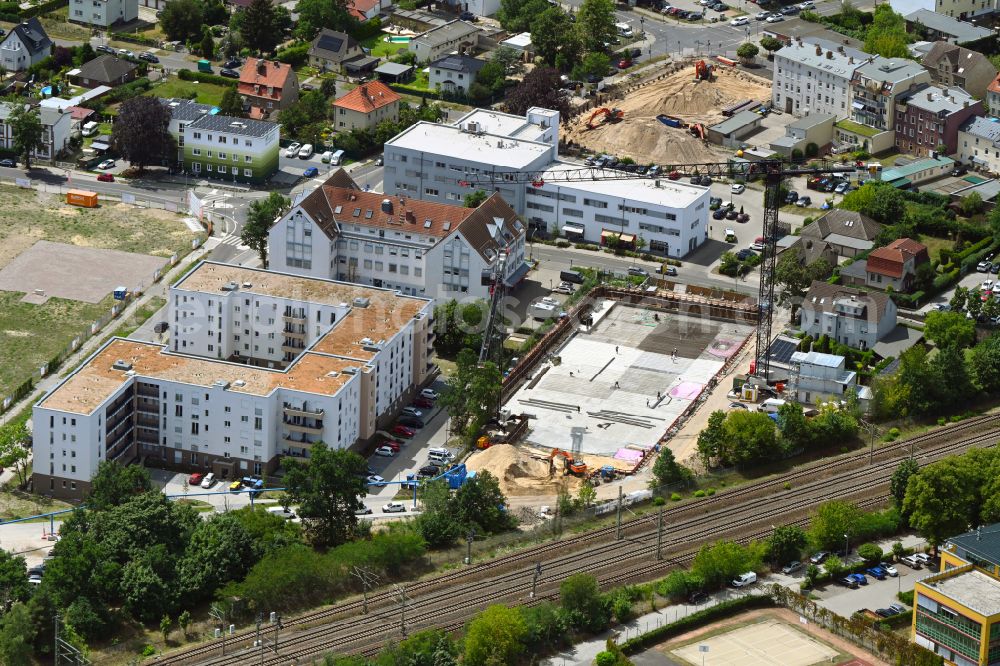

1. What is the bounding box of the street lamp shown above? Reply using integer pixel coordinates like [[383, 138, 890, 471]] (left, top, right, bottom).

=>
[[844, 533, 849, 557]]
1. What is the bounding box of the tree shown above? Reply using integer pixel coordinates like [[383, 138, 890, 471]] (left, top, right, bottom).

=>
[[111, 96, 174, 174], [0, 421, 30, 486], [760, 35, 784, 56], [294, 0, 356, 41], [178, 609, 191, 638], [218, 85, 243, 117], [971, 332, 1000, 394], [890, 458, 918, 510], [857, 543, 883, 564], [505, 66, 569, 118], [559, 573, 608, 632], [572, 52, 611, 82], [720, 410, 779, 466], [464, 190, 488, 208], [576, 0, 617, 52], [840, 182, 905, 225], [241, 191, 290, 267], [774, 251, 831, 308], [823, 554, 844, 577], [696, 410, 727, 467], [282, 442, 369, 548], [464, 604, 527, 666], [440, 348, 501, 441], [776, 402, 812, 451], [767, 525, 807, 566], [531, 7, 573, 66], [160, 614, 172, 644], [864, 5, 910, 58], [86, 461, 152, 511], [8, 105, 43, 170], [903, 457, 980, 547], [736, 42, 759, 63], [241, 0, 283, 53], [808, 500, 864, 551], [691, 540, 764, 588], [451, 471, 515, 535], [0, 550, 29, 612], [0, 602, 34, 666], [498, 0, 552, 32], [416, 480, 461, 548], [961, 191, 983, 217], [200, 28, 215, 60], [650, 446, 693, 489], [924, 310, 975, 350], [159, 0, 204, 42], [177, 512, 255, 600]]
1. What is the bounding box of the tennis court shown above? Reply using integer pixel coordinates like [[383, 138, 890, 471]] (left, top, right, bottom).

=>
[[672, 619, 840, 666]]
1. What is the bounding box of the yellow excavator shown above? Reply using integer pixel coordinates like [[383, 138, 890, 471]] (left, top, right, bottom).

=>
[[549, 448, 588, 477]]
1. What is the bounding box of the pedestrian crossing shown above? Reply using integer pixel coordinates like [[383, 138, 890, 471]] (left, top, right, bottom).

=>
[[206, 234, 247, 251]]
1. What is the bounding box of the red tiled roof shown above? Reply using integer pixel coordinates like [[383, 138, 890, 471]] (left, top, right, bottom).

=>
[[990, 72, 1000, 95], [238, 57, 294, 100], [348, 0, 377, 18], [66, 105, 94, 121], [866, 237, 928, 278], [333, 81, 400, 114]]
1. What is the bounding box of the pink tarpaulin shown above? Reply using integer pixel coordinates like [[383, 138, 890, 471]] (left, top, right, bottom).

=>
[[669, 381, 704, 400], [707, 337, 742, 359], [614, 448, 644, 463]]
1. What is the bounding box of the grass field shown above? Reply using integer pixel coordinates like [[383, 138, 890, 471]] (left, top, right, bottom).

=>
[[147, 78, 233, 106], [360, 33, 412, 59], [0, 9, 92, 42], [0, 488, 71, 521], [0, 186, 201, 398]]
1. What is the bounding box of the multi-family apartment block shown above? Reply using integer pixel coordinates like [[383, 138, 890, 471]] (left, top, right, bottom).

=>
[[772, 38, 869, 117], [32, 262, 435, 500], [894, 85, 981, 155], [69, 0, 137, 28]]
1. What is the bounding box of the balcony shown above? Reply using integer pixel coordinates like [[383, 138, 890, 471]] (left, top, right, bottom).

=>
[[283, 326, 306, 338], [283, 419, 323, 435], [282, 435, 319, 449], [136, 385, 160, 398], [135, 413, 160, 428], [136, 431, 159, 445], [282, 311, 306, 322], [283, 403, 324, 418], [282, 343, 306, 354]]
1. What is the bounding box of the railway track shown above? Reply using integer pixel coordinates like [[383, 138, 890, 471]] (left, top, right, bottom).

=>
[[163, 414, 1000, 665]]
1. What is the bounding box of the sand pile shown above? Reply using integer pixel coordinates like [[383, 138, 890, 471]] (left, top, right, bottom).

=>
[[466, 444, 584, 497], [565, 66, 774, 165]]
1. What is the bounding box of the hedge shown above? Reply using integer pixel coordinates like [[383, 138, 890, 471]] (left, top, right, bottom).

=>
[[88, 77, 152, 106], [620, 596, 775, 654], [276, 42, 309, 67], [177, 69, 239, 87], [111, 32, 159, 47], [21, 0, 67, 18], [932, 268, 959, 291], [954, 236, 993, 262], [388, 83, 441, 100]]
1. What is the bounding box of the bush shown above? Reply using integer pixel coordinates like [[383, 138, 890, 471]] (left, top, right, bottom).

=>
[[653, 496, 666, 506], [857, 542, 883, 563], [898, 590, 914, 605], [693, 489, 705, 498], [276, 42, 309, 67], [91, 77, 152, 106], [670, 492, 681, 501]]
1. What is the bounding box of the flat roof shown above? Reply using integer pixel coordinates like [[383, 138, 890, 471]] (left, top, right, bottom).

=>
[[881, 156, 954, 181], [708, 110, 761, 135], [905, 9, 992, 42], [459, 108, 537, 137], [374, 62, 414, 75], [824, 233, 875, 250], [790, 351, 845, 368], [926, 569, 1000, 616], [387, 121, 551, 169], [788, 113, 837, 130], [39, 339, 361, 414], [775, 39, 869, 77], [539, 162, 707, 208]]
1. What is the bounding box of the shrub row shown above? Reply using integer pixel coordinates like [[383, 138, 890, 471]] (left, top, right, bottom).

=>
[[620, 596, 775, 654], [110, 32, 159, 47], [177, 69, 239, 87]]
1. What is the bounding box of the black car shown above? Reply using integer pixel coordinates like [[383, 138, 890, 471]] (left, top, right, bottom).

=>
[[700, 175, 713, 186], [224, 58, 242, 69], [688, 591, 708, 604], [713, 2, 729, 9], [139, 52, 159, 63], [785, 190, 798, 204], [418, 465, 440, 477], [712, 208, 727, 220], [0, 158, 15, 168], [220, 68, 240, 78], [459, 10, 477, 20], [398, 416, 424, 429], [301, 83, 315, 91], [736, 248, 756, 261], [676, 9, 690, 18], [689, 174, 701, 184], [687, 11, 703, 19]]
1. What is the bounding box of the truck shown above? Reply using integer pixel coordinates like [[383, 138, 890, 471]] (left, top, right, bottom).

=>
[[529, 298, 562, 321], [197, 59, 213, 73]]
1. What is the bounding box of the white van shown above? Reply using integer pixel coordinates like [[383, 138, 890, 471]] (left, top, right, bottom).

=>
[[82, 121, 99, 137], [320, 150, 334, 163], [731, 571, 757, 587], [757, 398, 786, 414], [428, 448, 452, 464], [330, 149, 345, 166], [615, 21, 634, 38]]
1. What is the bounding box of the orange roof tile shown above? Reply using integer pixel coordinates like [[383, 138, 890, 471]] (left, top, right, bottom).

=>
[[333, 81, 400, 114], [239, 57, 295, 99]]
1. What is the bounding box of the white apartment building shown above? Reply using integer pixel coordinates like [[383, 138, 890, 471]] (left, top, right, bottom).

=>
[[69, 0, 138, 28], [957, 115, 1000, 174], [0, 101, 71, 161], [789, 351, 858, 404], [384, 107, 710, 257], [772, 38, 870, 117], [32, 262, 434, 500], [269, 170, 528, 301], [799, 281, 897, 351]]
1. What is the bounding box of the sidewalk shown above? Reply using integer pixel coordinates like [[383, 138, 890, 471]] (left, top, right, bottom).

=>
[[0, 244, 212, 430]]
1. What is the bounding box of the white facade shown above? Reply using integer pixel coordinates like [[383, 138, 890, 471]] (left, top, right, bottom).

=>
[[789, 351, 858, 404], [0, 101, 71, 160], [32, 262, 435, 500], [799, 283, 897, 350], [384, 107, 710, 257], [772, 39, 869, 117], [0, 20, 51, 72], [957, 116, 1000, 173], [69, 0, 138, 28]]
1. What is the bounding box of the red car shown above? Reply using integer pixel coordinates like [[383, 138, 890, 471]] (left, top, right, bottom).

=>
[[618, 58, 633, 69], [667, 171, 681, 180], [391, 425, 415, 438], [379, 439, 401, 452], [97, 173, 115, 182], [413, 397, 434, 409], [188, 472, 204, 485]]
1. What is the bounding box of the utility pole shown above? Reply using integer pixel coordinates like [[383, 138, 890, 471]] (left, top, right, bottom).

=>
[[860, 420, 879, 465], [350, 566, 380, 614], [616, 486, 624, 540], [209, 605, 227, 656], [465, 529, 476, 565], [531, 562, 542, 598], [656, 508, 664, 561], [393, 584, 411, 637]]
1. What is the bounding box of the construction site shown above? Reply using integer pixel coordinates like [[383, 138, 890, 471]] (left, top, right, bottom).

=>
[[564, 63, 774, 164]]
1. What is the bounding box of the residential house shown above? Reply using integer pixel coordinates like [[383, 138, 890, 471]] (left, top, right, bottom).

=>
[[172, 110, 280, 184], [762, 18, 866, 51], [798, 209, 883, 258], [894, 85, 981, 155], [920, 42, 996, 100], [161, 97, 214, 163], [238, 57, 299, 120], [0, 101, 71, 161], [903, 9, 993, 42], [391, 8, 449, 33], [788, 351, 858, 404], [69, 0, 138, 27], [771, 38, 869, 117], [331, 81, 400, 131], [0, 19, 51, 72], [347, 0, 384, 21], [267, 170, 528, 301], [865, 237, 929, 291], [799, 281, 897, 350], [408, 20, 482, 62], [958, 115, 1000, 173], [68, 54, 137, 88], [990, 73, 1000, 116], [779, 236, 839, 273], [437, 0, 500, 19], [429, 54, 485, 95], [770, 113, 837, 157], [839, 58, 932, 153], [308, 29, 365, 73]]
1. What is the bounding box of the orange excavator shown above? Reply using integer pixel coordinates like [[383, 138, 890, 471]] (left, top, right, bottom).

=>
[[549, 448, 588, 477], [586, 107, 624, 130], [694, 60, 713, 81]]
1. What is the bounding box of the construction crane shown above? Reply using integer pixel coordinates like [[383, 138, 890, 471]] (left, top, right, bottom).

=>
[[464, 158, 863, 382], [586, 107, 624, 130]]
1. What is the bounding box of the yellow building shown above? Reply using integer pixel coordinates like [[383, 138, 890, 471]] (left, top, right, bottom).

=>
[[912, 524, 1000, 666]]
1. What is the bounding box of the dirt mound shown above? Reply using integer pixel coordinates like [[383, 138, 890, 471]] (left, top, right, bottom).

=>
[[466, 444, 583, 497], [565, 66, 773, 165]]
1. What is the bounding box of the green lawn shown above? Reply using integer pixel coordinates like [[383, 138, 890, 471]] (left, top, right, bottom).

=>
[[1, 9, 91, 42], [835, 119, 880, 138], [0, 185, 202, 397], [147, 78, 233, 106], [360, 33, 412, 59], [919, 235, 954, 263]]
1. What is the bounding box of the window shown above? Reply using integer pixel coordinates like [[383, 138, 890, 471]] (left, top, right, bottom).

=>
[[244, 169, 252, 177], [192, 148, 201, 156]]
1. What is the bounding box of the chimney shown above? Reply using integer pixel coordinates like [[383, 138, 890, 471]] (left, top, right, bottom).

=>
[[816, 45, 822, 56], [405, 210, 416, 224], [826, 51, 833, 59], [849, 57, 854, 64], [838, 45, 845, 54], [927, 92, 933, 101], [257, 59, 266, 76], [964, 100, 969, 108]]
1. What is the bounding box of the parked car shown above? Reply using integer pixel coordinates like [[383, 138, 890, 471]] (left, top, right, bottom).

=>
[[284, 142, 302, 158], [97, 173, 115, 182], [709, 196, 722, 209], [189, 472, 204, 486], [228, 480, 242, 492], [627, 267, 648, 277], [731, 182, 746, 193], [378, 439, 401, 452], [900, 554, 923, 569], [355, 505, 373, 515], [96, 44, 115, 54], [97, 159, 115, 170], [662, 265, 678, 276], [795, 196, 812, 207], [781, 4, 800, 13], [375, 155, 384, 166], [798, 1, 814, 8], [688, 590, 708, 604], [398, 416, 424, 429], [731, 572, 757, 588], [755, 11, 770, 18], [302, 166, 319, 178], [765, 13, 784, 21], [413, 397, 434, 409], [401, 406, 423, 418], [391, 425, 416, 438], [367, 474, 386, 486], [978, 260, 993, 272], [224, 58, 242, 69], [729, 401, 748, 410], [374, 445, 395, 457], [0, 159, 15, 168], [383, 502, 407, 513], [418, 465, 440, 477], [888, 603, 906, 614], [730, 16, 749, 25], [618, 58, 633, 69], [220, 68, 240, 78], [138, 52, 159, 63], [914, 553, 933, 566], [782, 560, 803, 574], [200, 472, 216, 489], [809, 551, 829, 564], [554, 282, 575, 294], [839, 576, 859, 588], [785, 190, 798, 204], [834, 181, 850, 194], [848, 573, 868, 586], [866, 566, 887, 580], [952, 165, 968, 176], [298, 144, 314, 159], [420, 388, 439, 400], [712, 208, 728, 220], [736, 248, 756, 261], [700, 175, 713, 186]]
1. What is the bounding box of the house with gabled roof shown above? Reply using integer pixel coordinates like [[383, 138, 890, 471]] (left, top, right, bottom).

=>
[[0, 18, 51, 72], [331, 81, 400, 131], [800, 281, 897, 350], [238, 57, 299, 120]]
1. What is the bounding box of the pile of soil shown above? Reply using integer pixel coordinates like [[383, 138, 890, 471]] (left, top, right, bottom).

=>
[[565, 66, 774, 165], [466, 444, 584, 497]]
